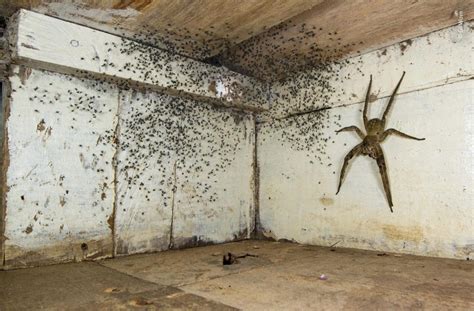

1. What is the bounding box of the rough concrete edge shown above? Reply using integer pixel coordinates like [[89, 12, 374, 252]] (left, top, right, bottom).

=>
[[168, 160, 178, 249], [25, 57, 269, 113], [250, 116, 261, 239], [250, 118, 277, 242], [0, 70, 10, 269], [247, 114, 256, 239], [108, 89, 123, 258], [0, 12, 16, 269]]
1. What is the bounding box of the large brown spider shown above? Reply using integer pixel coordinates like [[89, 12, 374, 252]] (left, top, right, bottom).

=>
[[335, 72, 425, 212]]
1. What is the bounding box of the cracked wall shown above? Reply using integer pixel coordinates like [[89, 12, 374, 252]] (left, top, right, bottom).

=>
[[1, 65, 255, 268], [3, 66, 118, 267], [114, 88, 254, 256]]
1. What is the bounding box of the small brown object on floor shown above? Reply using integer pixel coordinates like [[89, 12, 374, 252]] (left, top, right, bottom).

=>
[[223, 253, 237, 265], [129, 297, 153, 306], [104, 287, 121, 293], [223, 252, 258, 265]]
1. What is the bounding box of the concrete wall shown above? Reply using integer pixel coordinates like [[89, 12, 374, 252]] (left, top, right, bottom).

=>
[[1, 66, 255, 268], [1, 11, 472, 268], [114, 89, 255, 255], [258, 23, 473, 259]]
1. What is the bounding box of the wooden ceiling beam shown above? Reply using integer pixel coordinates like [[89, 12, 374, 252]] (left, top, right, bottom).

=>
[[0, 0, 321, 59], [8, 10, 270, 111], [220, 0, 474, 81]]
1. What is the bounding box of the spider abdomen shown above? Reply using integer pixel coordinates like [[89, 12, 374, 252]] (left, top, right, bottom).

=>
[[361, 137, 381, 158]]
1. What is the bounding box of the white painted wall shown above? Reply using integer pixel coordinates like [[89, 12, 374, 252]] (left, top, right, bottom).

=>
[[2, 66, 255, 268], [258, 23, 474, 259], [114, 89, 254, 255], [4, 66, 118, 267], [2, 10, 257, 268], [2, 11, 472, 268]]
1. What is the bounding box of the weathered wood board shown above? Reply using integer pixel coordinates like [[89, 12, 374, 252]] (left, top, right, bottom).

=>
[[9, 9, 270, 112], [223, 0, 474, 80], [0, 0, 320, 59], [3, 66, 118, 267]]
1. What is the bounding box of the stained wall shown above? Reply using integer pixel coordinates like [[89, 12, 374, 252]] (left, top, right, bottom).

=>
[[258, 23, 473, 259], [1, 66, 255, 268]]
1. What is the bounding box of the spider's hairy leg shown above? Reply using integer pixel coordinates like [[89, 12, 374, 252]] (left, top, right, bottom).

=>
[[382, 71, 406, 122], [363, 75, 372, 130], [335, 126, 365, 139], [374, 145, 394, 212], [381, 128, 425, 142], [336, 143, 362, 195]]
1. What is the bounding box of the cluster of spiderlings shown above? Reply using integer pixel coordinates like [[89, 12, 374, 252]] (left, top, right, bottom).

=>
[[259, 108, 343, 166], [14, 66, 251, 219], [75, 35, 267, 111], [12, 69, 119, 219], [116, 90, 247, 208], [218, 20, 364, 82], [112, 23, 235, 60], [64, 11, 370, 182], [14, 7, 369, 211]]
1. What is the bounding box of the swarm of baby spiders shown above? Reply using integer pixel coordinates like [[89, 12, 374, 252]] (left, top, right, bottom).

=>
[[335, 72, 425, 212]]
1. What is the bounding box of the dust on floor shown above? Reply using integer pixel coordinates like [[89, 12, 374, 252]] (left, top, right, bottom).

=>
[[1, 240, 473, 310]]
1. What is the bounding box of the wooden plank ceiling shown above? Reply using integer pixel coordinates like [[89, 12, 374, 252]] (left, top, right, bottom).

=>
[[1, 0, 473, 81], [219, 0, 474, 81], [0, 0, 321, 58]]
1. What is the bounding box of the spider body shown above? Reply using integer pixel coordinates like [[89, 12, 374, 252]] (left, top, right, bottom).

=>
[[365, 119, 385, 137], [335, 72, 425, 212]]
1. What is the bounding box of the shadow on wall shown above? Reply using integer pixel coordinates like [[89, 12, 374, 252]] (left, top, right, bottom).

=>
[[1, 80, 4, 265]]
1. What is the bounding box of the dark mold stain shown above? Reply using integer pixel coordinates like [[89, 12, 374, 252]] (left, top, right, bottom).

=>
[[172, 235, 215, 249], [319, 197, 334, 206], [107, 214, 114, 231]]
